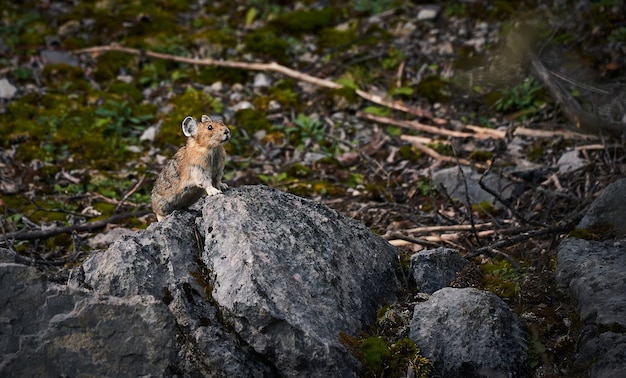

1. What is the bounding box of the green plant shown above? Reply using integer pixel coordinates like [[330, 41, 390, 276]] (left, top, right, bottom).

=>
[[444, 3, 467, 17], [382, 48, 405, 70], [296, 114, 324, 140], [480, 260, 523, 300], [360, 336, 431, 377], [354, 0, 396, 15], [285, 113, 325, 150], [494, 78, 545, 119], [94, 99, 154, 143], [363, 106, 391, 117], [417, 177, 435, 196]]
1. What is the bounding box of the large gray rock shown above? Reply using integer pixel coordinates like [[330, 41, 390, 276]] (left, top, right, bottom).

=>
[[409, 287, 527, 377], [578, 178, 626, 235], [409, 247, 469, 294], [201, 186, 399, 376], [0, 249, 181, 377], [556, 237, 626, 377], [554, 178, 626, 377], [1, 185, 399, 377]]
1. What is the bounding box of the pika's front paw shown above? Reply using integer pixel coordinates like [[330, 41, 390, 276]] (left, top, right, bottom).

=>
[[218, 182, 229, 191], [205, 186, 222, 196]]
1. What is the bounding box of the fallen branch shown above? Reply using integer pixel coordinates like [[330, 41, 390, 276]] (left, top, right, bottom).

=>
[[514, 127, 598, 139], [74, 45, 439, 122], [385, 232, 442, 248], [1, 210, 151, 241], [400, 221, 511, 235], [358, 112, 475, 139], [464, 125, 506, 139], [401, 136, 484, 168], [466, 225, 568, 259]]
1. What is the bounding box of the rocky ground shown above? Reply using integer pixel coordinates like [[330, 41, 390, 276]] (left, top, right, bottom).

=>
[[1, 0, 626, 376]]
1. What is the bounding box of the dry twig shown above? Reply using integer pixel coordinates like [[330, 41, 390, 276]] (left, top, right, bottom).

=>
[[358, 112, 475, 138], [1, 210, 151, 241]]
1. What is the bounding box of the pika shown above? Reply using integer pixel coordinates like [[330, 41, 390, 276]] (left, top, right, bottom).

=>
[[151, 115, 231, 221]]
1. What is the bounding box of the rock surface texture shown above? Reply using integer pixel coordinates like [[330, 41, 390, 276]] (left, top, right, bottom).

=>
[[557, 238, 626, 377], [0, 186, 399, 377], [409, 247, 469, 294], [409, 287, 528, 377], [555, 177, 626, 378]]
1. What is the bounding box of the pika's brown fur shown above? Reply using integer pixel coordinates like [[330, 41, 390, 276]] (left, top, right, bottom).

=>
[[151, 115, 230, 221]]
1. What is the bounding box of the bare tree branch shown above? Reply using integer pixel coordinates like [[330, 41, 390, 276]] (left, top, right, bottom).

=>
[[1, 210, 151, 241]]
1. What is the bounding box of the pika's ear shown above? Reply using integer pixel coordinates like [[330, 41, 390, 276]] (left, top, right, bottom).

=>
[[201, 114, 211, 123], [182, 116, 198, 137]]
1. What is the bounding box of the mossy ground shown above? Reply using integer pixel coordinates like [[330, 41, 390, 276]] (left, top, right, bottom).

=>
[[1, 0, 624, 376]]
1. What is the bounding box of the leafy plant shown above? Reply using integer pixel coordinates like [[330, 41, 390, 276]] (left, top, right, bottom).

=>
[[494, 78, 545, 119], [94, 99, 153, 140], [291, 113, 325, 148]]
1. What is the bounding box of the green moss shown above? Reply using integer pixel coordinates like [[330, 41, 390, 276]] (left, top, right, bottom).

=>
[[270, 8, 338, 35], [416, 75, 450, 103], [528, 141, 545, 162], [269, 80, 299, 108], [286, 181, 345, 198], [192, 66, 248, 85], [469, 150, 494, 162], [108, 80, 144, 103], [93, 202, 116, 217], [45, 233, 72, 250], [397, 145, 421, 163], [318, 27, 358, 49], [93, 51, 134, 83], [363, 183, 392, 201], [193, 27, 237, 46], [480, 259, 522, 301], [244, 28, 289, 63], [312, 181, 345, 196], [426, 141, 451, 155], [472, 201, 497, 215], [283, 163, 312, 178], [568, 228, 594, 240], [568, 223, 615, 240], [361, 337, 391, 372], [234, 108, 271, 134], [41, 64, 85, 83], [359, 336, 431, 377]]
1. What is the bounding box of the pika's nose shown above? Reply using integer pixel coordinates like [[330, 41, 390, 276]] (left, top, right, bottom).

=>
[[224, 128, 231, 140]]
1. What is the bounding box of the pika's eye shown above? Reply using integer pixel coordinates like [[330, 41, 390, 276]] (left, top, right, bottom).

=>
[[208, 125, 213, 131]]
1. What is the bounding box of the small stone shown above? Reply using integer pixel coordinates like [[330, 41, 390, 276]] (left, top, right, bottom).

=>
[[0, 78, 17, 99], [438, 41, 454, 55], [40, 50, 79, 66], [253, 73, 271, 88], [140, 125, 158, 142], [268, 100, 281, 111], [126, 145, 142, 153], [557, 150, 585, 174], [209, 81, 223, 93], [416, 7, 439, 21], [230, 101, 254, 112]]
